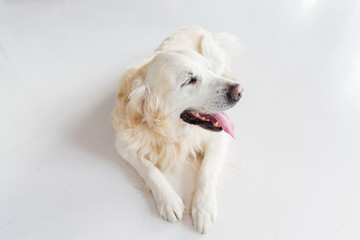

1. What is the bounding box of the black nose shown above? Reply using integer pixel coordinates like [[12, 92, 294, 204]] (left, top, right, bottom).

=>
[[227, 84, 243, 103]]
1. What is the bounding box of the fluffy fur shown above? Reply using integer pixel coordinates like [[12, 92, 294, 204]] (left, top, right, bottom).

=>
[[113, 27, 243, 234]]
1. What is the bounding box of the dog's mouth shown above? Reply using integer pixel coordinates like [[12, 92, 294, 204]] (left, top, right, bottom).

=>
[[180, 110, 235, 138]]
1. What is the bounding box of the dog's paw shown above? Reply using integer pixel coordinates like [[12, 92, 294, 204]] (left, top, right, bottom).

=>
[[154, 188, 184, 222], [191, 190, 217, 234]]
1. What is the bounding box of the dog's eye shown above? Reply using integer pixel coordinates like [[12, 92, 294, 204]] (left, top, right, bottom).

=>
[[181, 76, 198, 87], [188, 77, 197, 85]]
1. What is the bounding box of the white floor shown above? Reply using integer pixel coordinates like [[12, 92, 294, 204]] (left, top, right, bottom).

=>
[[1, 0, 360, 239]]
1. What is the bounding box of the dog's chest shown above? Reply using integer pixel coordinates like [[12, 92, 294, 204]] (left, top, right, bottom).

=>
[[150, 134, 203, 171]]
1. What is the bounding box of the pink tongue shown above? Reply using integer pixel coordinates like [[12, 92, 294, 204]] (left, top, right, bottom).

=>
[[210, 112, 235, 138]]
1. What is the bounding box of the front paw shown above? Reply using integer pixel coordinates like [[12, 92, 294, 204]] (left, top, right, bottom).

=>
[[191, 190, 217, 234], [153, 188, 184, 222]]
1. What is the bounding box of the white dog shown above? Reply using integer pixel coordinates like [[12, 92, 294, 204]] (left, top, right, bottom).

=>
[[113, 27, 243, 234]]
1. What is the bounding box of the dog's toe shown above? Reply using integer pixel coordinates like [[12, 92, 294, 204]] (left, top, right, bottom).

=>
[[191, 191, 217, 234], [154, 189, 184, 222], [192, 205, 216, 234]]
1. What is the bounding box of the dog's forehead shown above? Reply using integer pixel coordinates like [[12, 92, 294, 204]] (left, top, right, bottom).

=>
[[146, 50, 213, 91], [153, 50, 208, 71]]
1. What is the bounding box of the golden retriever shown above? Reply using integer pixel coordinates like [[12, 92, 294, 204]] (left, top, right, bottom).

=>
[[113, 27, 243, 234]]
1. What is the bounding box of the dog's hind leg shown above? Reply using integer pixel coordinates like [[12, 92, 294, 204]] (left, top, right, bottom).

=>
[[115, 138, 184, 222]]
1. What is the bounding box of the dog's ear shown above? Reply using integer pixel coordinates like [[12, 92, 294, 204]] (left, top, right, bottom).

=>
[[200, 33, 224, 74], [213, 32, 242, 60], [200, 32, 241, 77], [126, 77, 159, 125]]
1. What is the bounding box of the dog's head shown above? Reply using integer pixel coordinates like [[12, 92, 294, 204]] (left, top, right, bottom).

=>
[[128, 49, 243, 137]]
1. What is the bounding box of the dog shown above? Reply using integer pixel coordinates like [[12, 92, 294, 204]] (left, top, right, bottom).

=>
[[113, 27, 243, 234]]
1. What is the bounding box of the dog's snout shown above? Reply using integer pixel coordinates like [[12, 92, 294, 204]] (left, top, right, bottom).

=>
[[227, 84, 243, 103]]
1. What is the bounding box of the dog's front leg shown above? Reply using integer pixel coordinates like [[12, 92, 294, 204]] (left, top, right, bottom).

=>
[[116, 139, 184, 222], [192, 135, 229, 234]]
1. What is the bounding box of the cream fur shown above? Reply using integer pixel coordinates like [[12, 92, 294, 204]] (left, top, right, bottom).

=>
[[113, 27, 242, 234]]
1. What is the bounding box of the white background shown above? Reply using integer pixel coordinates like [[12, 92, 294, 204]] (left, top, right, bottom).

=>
[[1, 0, 360, 239]]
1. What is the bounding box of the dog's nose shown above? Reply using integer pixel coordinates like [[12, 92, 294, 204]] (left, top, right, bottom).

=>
[[227, 84, 243, 103]]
